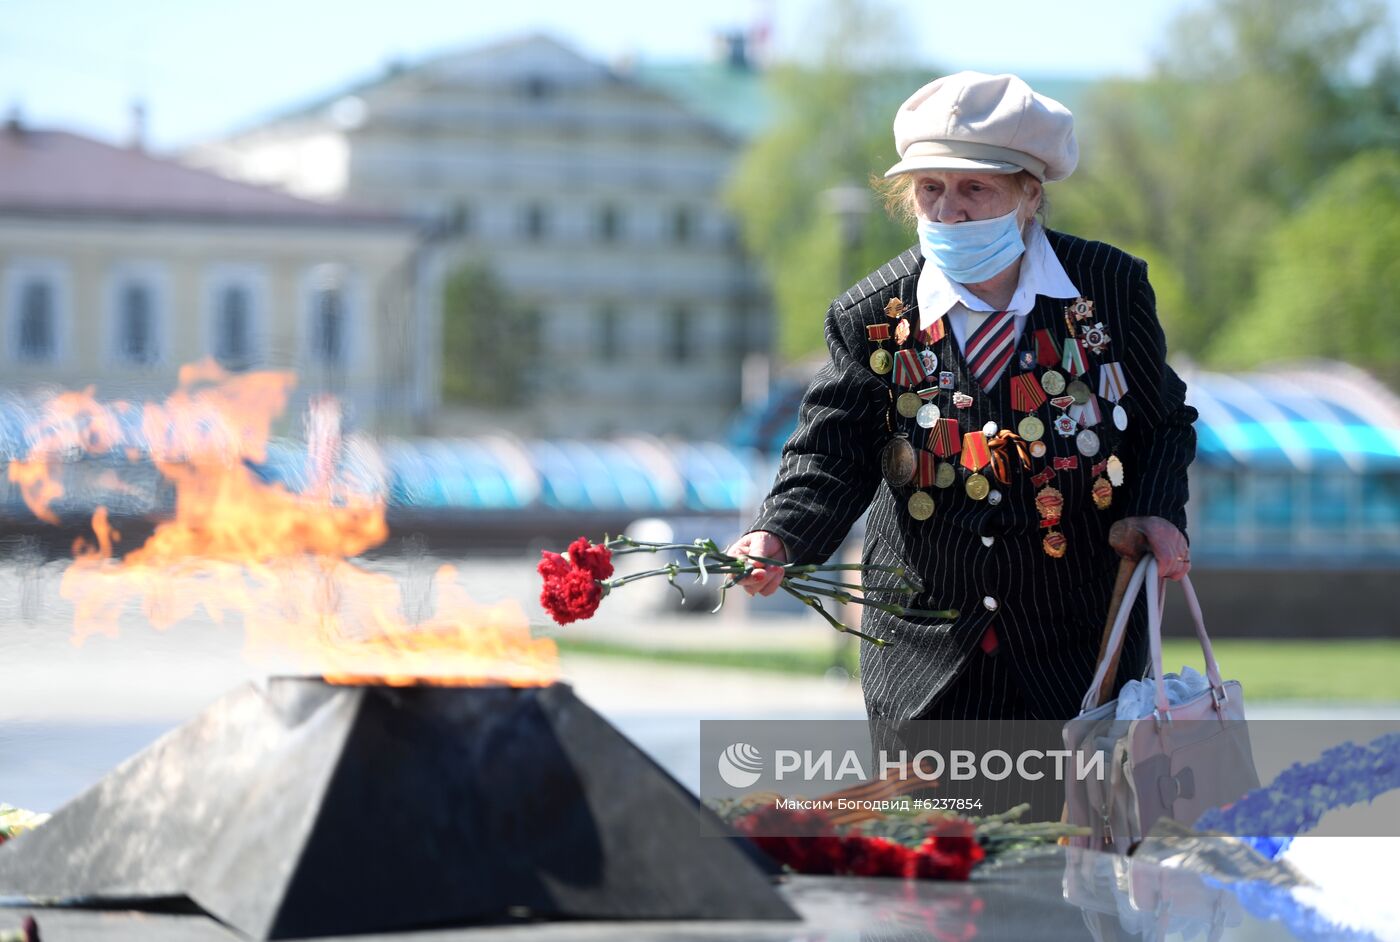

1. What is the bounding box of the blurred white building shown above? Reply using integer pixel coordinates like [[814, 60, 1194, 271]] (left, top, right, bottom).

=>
[[0, 117, 433, 432], [184, 33, 772, 439]]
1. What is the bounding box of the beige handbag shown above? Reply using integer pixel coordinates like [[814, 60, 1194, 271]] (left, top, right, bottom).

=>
[[1062, 556, 1259, 852]]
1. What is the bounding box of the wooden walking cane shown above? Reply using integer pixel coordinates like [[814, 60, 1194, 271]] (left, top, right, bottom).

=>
[[1059, 520, 1149, 834]]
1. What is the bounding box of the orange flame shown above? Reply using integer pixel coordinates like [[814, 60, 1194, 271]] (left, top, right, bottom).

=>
[[10, 358, 557, 686]]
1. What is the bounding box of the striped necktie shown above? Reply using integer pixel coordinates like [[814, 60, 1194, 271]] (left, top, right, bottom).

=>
[[965, 310, 1017, 391]]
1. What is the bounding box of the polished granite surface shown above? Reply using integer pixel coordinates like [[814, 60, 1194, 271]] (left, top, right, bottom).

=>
[[0, 847, 1336, 941]]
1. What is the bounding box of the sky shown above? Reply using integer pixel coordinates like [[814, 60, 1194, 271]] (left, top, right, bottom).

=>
[[1, 0, 1397, 150]]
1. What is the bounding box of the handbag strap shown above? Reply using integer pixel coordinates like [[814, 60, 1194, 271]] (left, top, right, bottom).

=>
[[1079, 556, 1226, 715]]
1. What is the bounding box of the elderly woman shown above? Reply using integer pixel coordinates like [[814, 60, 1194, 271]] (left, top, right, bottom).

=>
[[728, 73, 1197, 736]]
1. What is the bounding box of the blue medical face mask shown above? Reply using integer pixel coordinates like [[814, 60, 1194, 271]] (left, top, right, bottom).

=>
[[917, 204, 1026, 284]]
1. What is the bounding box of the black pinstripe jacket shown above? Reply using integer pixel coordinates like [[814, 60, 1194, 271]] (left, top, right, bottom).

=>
[[750, 231, 1198, 723]]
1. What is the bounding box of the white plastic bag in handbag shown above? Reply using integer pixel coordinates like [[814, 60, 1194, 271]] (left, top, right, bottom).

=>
[[1062, 556, 1259, 853]]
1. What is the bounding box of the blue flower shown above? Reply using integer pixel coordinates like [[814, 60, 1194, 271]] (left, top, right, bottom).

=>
[[1195, 731, 1400, 857]]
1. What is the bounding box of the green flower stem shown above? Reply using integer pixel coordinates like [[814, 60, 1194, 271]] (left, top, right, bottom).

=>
[[779, 583, 888, 647], [789, 582, 957, 620], [785, 574, 878, 592]]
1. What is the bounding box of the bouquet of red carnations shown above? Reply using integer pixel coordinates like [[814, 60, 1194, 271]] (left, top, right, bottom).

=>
[[710, 799, 1085, 880], [538, 536, 958, 645]]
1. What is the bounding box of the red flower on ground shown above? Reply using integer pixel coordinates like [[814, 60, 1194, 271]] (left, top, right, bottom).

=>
[[735, 806, 983, 881], [905, 823, 985, 881], [845, 835, 915, 877]]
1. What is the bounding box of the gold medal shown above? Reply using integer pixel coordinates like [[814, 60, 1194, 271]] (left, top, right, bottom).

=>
[[870, 348, 893, 375], [965, 473, 990, 501], [1017, 415, 1045, 441], [896, 391, 922, 418], [1040, 369, 1066, 395], [934, 462, 956, 489], [1035, 485, 1064, 524], [908, 490, 935, 520], [1091, 476, 1113, 509], [1043, 529, 1067, 558]]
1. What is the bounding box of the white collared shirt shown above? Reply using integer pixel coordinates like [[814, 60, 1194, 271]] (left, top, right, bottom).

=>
[[916, 222, 1079, 387]]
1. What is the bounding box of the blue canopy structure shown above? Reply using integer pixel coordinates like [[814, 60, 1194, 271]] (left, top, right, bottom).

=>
[[1182, 361, 1400, 474]]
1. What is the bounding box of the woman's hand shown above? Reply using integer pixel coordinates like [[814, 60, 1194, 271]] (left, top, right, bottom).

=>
[[1108, 516, 1190, 581], [724, 530, 788, 597]]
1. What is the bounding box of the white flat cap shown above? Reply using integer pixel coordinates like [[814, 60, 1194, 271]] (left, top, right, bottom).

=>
[[884, 71, 1078, 182]]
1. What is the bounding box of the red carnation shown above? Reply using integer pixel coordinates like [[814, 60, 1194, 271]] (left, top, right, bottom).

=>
[[567, 537, 614, 580], [537, 551, 570, 580], [844, 835, 915, 877], [906, 827, 984, 881], [540, 567, 604, 625]]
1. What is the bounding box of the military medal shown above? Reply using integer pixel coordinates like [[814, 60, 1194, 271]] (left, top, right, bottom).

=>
[[908, 451, 937, 520], [1091, 461, 1113, 510], [939, 370, 956, 390], [982, 420, 999, 436], [953, 391, 974, 409], [1107, 454, 1125, 487], [915, 391, 941, 428], [987, 489, 1003, 506], [919, 349, 939, 374], [1076, 428, 1101, 457], [907, 491, 935, 520], [866, 323, 892, 374], [1017, 349, 1037, 371], [1050, 394, 1075, 411], [934, 462, 956, 488], [1061, 336, 1088, 377], [1082, 322, 1111, 354], [1070, 396, 1102, 428], [1099, 362, 1128, 402], [1054, 413, 1078, 437], [895, 318, 911, 345], [1010, 373, 1048, 412], [896, 392, 922, 418], [1017, 415, 1045, 441], [880, 434, 916, 486], [885, 297, 907, 319], [961, 431, 992, 500], [1040, 369, 1066, 396], [1053, 456, 1079, 471], [919, 316, 948, 345], [1028, 440, 1047, 458], [928, 418, 961, 457], [1035, 485, 1066, 558], [1035, 484, 1064, 522], [893, 349, 927, 388], [1114, 404, 1128, 430], [1066, 379, 1092, 404], [1067, 298, 1094, 321], [1034, 329, 1061, 367], [1032, 467, 1055, 488]]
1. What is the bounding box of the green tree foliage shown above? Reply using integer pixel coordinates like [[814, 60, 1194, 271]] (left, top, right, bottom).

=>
[[441, 259, 532, 405], [1209, 150, 1400, 385], [725, 0, 929, 359], [1051, 0, 1397, 358]]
